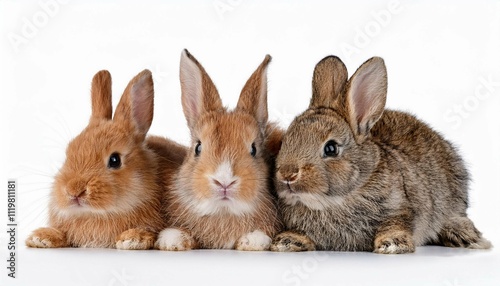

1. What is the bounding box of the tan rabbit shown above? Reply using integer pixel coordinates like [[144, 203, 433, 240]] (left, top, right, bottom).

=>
[[155, 50, 283, 251], [270, 56, 492, 254], [25, 70, 185, 249]]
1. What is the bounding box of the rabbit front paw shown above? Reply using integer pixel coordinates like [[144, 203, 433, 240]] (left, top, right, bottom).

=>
[[25, 227, 67, 248], [155, 228, 195, 251], [116, 228, 155, 250], [374, 230, 415, 254], [235, 230, 272, 251], [270, 231, 316, 252]]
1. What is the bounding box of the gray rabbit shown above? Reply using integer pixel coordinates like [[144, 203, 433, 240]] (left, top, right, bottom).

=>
[[271, 56, 491, 254]]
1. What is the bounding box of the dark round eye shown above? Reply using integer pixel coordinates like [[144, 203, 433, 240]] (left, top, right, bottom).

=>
[[108, 153, 121, 169], [250, 143, 257, 157], [195, 141, 202, 156], [323, 140, 339, 157]]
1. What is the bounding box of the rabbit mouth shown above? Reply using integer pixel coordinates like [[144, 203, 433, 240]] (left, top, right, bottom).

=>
[[219, 194, 231, 201], [285, 182, 296, 193], [69, 197, 85, 207], [279, 181, 303, 194], [216, 189, 234, 201]]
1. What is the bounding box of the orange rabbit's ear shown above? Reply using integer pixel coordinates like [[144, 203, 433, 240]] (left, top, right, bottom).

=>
[[179, 49, 223, 131], [113, 69, 154, 138], [345, 57, 387, 143], [90, 70, 112, 122], [236, 55, 271, 130], [309, 56, 348, 110]]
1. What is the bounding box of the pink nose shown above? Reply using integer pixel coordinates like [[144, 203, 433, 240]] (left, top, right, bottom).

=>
[[213, 179, 237, 191]]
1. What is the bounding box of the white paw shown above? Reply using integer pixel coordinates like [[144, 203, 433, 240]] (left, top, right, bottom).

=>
[[26, 236, 53, 248], [155, 228, 194, 251], [467, 237, 493, 250], [116, 239, 148, 250], [236, 230, 271, 251], [377, 242, 400, 254], [374, 240, 414, 254]]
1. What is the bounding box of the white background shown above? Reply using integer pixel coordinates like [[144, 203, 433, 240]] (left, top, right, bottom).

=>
[[1, 0, 499, 285]]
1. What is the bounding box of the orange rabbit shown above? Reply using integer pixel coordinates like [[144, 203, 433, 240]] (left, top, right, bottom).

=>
[[26, 70, 185, 249]]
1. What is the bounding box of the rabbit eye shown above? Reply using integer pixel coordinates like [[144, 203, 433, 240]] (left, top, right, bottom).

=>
[[108, 153, 121, 169], [323, 140, 339, 157], [250, 143, 257, 157], [195, 141, 202, 156]]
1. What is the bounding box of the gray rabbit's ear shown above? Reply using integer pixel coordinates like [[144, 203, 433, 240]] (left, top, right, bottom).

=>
[[345, 57, 387, 143], [309, 56, 348, 110], [90, 70, 112, 122]]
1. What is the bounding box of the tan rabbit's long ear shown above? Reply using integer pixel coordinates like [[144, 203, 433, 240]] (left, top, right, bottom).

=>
[[236, 55, 271, 129], [90, 70, 112, 122], [113, 69, 154, 138], [345, 57, 387, 143], [180, 49, 223, 130], [309, 56, 348, 110]]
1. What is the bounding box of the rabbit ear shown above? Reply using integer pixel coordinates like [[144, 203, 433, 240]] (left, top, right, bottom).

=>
[[345, 57, 387, 143], [180, 49, 223, 130], [236, 55, 271, 128], [113, 69, 154, 138], [309, 56, 348, 110], [90, 70, 112, 121]]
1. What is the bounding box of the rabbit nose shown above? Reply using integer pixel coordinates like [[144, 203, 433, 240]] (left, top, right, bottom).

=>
[[66, 179, 87, 198], [68, 188, 87, 199], [278, 165, 300, 184], [212, 179, 237, 191]]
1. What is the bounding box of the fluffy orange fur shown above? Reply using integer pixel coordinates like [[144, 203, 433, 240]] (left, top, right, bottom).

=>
[[158, 50, 282, 250], [165, 112, 281, 248], [26, 70, 186, 249]]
